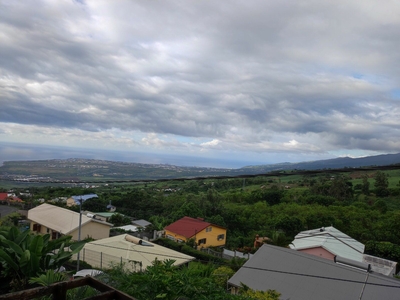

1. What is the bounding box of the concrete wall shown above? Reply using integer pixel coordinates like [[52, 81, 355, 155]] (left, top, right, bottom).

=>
[[69, 221, 111, 240]]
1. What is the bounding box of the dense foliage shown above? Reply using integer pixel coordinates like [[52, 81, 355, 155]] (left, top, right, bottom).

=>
[[0, 227, 84, 292], [20, 170, 400, 261], [104, 260, 280, 300], [2, 169, 400, 296]]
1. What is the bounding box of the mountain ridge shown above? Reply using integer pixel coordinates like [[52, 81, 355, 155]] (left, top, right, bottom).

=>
[[1, 153, 400, 181]]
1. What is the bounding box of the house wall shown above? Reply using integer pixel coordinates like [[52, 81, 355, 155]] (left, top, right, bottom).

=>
[[165, 225, 227, 248], [69, 221, 111, 240], [164, 230, 188, 243], [30, 220, 111, 241], [30, 222, 62, 240], [195, 226, 226, 248], [299, 247, 335, 260]]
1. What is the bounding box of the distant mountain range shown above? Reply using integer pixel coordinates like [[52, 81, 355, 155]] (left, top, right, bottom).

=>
[[1, 153, 400, 182], [241, 152, 400, 173]]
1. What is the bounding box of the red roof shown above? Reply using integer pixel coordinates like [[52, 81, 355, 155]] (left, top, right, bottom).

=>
[[165, 216, 212, 239], [11, 196, 23, 203], [0, 193, 23, 202]]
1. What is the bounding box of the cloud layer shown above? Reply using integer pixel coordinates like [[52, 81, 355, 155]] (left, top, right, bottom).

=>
[[1, 0, 400, 166]]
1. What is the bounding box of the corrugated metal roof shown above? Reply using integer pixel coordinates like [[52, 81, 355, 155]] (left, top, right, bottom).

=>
[[228, 244, 400, 300], [164, 216, 212, 239], [290, 226, 365, 261], [84, 234, 194, 270], [132, 219, 152, 227], [27, 203, 111, 234]]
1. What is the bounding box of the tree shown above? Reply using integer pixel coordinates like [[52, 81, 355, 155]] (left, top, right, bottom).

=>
[[239, 283, 280, 300], [103, 260, 279, 300], [0, 227, 85, 292], [361, 174, 370, 195], [212, 266, 235, 289], [374, 171, 389, 197], [29, 269, 101, 299], [329, 177, 353, 201], [109, 213, 131, 227], [266, 231, 289, 247]]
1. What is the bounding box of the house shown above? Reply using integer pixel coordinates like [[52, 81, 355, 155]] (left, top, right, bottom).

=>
[[27, 203, 112, 240], [228, 244, 400, 300], [132, 219, 152, 228], [93, 212, 119, 222], [0, 193, 23, 204], [115, 224, 139, 232], [290, 226, 397, 276], [290, 226, 365, 261], [49, 197, 67, 204], [78, 234, 194, 271], [66, 193, 98, 207], [0, 193, 7, 201], [164, 216, 227, 248]]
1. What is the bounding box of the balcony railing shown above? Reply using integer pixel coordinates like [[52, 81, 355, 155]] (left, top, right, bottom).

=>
[[0, 276, 136, 300]]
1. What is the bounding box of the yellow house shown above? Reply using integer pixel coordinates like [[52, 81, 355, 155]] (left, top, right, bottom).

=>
[[164, 216, 227, 248], [28, 203, 113, 241]]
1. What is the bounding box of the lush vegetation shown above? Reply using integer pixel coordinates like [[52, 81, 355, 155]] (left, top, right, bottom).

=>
[[0, 227, 278, 299], [0, 226, 84, 292], [102, 259, 280, 300], [2, 168, 400, 297], [22, 170, 400, 258]]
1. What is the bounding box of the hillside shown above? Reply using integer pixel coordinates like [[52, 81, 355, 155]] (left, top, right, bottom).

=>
[[1, 153, 400, 183]]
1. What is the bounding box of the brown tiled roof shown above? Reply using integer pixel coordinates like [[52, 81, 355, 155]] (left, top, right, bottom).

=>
[[165, 216, 212, 239]]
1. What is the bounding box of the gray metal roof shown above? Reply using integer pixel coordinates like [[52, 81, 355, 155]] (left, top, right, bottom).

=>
[[132, 219, 152, 227], [290, 226, 365, 261], [228, 244, 400, 300]]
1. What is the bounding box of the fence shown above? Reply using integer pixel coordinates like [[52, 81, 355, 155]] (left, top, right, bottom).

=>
[[200, 248, 253, 260], [73, 248, 143, 272]]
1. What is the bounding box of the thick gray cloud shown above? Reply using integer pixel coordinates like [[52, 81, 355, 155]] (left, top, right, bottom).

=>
[[1, 0, 400, 166]]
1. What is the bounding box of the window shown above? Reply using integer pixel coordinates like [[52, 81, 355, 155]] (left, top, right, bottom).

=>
[[198, 238, 207, 245], [33, 224, 41, 232], [206, 227, 212, 232], [217, 234, 225, 241], [166, 235, 175, 241]]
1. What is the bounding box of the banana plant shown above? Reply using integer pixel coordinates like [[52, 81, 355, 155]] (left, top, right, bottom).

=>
[[0, 226, 85, 291]]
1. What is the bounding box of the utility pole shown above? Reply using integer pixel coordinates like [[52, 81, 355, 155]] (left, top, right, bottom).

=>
[[77, 197, 83, 272]]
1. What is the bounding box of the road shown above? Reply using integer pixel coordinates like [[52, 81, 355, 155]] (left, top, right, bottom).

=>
[[0, 205, 18, 218]]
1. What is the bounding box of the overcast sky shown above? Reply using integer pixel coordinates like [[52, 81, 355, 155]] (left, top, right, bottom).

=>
[[1, 0, 400, 168]]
